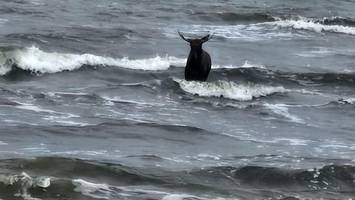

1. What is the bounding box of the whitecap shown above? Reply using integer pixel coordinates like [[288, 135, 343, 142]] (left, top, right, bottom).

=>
[[0, 18, 8, 26], [0, 46, 270, 75], [269, 138, 309, 146], [1, 46, 186, 75], [72, 179, 111, 199], [264, 103, 305, 124], [266, 17, 355, 35], [15, 103, 56, 113], [164, 24, 295, 41], [212, 60, 266, 69], [175, 79, 286, 101], [195, 153, 221, 161], [339, 97, 355, 104], [162, 194, 201, 200]]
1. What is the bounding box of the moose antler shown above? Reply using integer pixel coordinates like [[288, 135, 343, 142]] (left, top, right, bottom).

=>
[[178, 31, 191, 42], [201, 32, 214, 43]]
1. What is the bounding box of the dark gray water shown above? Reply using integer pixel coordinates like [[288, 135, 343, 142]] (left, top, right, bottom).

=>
[[0, 0, 355, 199]]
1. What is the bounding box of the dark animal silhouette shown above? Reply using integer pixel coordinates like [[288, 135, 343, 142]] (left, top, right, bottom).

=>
[[178, 32, 212, 81]]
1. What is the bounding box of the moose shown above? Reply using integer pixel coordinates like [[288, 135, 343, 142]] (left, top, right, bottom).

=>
[[178, 32, 212, 82]]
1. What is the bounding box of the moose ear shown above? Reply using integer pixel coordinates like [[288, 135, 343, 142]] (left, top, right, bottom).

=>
[[201, 34, 210, 43]]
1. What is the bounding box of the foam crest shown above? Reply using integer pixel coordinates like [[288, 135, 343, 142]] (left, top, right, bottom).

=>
[[1, 46, 186, 74], [268, 17, 355, 35], [264, 103, 305, 124], [162, 194, 201, 200], [212, 61, 266, 69], [175, 79, 286, 101], [164, 24, 294, 41], [72, 179, 111, 199], [162, 194, 229, 200], [0, 18, 7, 26], [0, 47, 269, 75], [338, 97, 355, 104]]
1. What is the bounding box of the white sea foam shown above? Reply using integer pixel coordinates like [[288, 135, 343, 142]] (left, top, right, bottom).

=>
[[72, 179, 112, 199], [72, 179, 231, 200], [101, 96, 166, 107], [269, 138, 309, 146], [15, 103, 56, 113], [167, 16, 355, 42], [162, 194, 201, 200], [339, 97, 355, 104], [162, 194, 231, 200], [264, 103, 305, 124], [27, 0, 46, 6], [212, 60, 266, 69], [0, 172, 50, 199], [0, 46, 186, 75], [295, 47, 355, 58], [175, 79, 286, 101], [14, 102, 89, 126], [73, 179, 169, 199], [164, 24, 294, 41], [0, 18, 8, 27], [195, 153, 221, 161], [0, 141, 8, 145], [267, 17, 355, 35], [295, 47, 335, 58]]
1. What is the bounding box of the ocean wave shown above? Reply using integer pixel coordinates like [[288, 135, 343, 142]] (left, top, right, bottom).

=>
[[315, 16, 355, 27], [212, 61, 266, 69], [0, 157, 354, 199], [166, 16, 355, 41], [291, 72, 355, 85], [194, 164, 355, 190], [0, 46, 264, 76], [0, 46, 186, 75], [267, 16, 355, 35], [73, 179, 218, 200], [175, 79, 286, 101], [164, 24, 295, 41]]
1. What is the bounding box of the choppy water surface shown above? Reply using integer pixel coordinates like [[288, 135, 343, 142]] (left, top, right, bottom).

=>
[[0, 0, 355, 199]]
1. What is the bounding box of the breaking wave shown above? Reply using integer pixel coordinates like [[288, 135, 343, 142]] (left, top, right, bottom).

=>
[[175, 79, 286, 101], [0, 46, 186, 75], [267, 16, 355, 35], [0, 46, 267, 76], [337, 97, 355, 105], [165, 16, 355, 41], [264, 103, 305, 124], [164, 24, 295, 41]]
